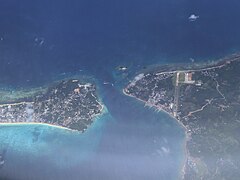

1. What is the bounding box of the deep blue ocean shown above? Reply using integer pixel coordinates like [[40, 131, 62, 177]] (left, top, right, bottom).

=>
[[0, 0, 240, 179]]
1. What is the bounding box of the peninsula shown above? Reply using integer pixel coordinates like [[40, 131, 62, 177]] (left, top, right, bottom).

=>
[[0, 79, 104, 132], [124, 53, 240, 180]]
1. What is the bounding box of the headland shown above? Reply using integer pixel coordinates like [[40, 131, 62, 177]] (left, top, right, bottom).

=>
[[124, 53, 240, 179]]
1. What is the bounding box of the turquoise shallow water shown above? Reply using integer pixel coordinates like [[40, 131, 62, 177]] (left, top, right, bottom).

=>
[[1, 0, 239, 179], [0, 81, 185, 180]]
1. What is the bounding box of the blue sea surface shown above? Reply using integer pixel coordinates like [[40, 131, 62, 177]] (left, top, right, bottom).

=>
[[0, 0, 240, 179]]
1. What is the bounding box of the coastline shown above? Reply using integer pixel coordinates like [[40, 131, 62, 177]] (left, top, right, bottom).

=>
[[121, 53, 240, 179], [0, 103, 106, 133], [122, 89, 189, 179], [138, 52, 240, 76], [0, 77, 106, 133], [0, 122, 72, 131]]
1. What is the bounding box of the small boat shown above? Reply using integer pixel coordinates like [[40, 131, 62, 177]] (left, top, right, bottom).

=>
[[117, 66, 128, 71], [103, 82, 114, 86]]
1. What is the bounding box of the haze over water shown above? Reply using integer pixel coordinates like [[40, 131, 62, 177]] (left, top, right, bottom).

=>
[[0, 0, 240, 179]]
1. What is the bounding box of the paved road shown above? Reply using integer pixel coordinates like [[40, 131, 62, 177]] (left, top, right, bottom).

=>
[[173, 72, 180, 117]]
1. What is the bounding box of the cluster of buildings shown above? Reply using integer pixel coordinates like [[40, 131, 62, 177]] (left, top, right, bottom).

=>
[[180, 72, 203, 86]]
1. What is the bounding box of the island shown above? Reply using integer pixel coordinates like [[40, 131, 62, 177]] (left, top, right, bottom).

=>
[[124, 53, 240, 180], [0, 79, 104, 132]]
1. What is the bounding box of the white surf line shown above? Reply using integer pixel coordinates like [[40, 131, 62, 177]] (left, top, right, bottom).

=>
[[0, 122, 74, 131], [0, 101, 33, 107], [155, 55, 240, 76]]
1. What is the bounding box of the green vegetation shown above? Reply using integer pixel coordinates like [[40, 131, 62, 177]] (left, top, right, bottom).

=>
[[124, 54, 240, 180], [179, 72, 185, 83], [0, 79, 103, 132]]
